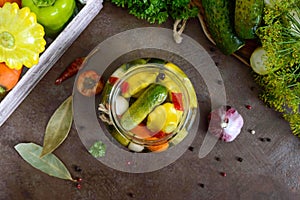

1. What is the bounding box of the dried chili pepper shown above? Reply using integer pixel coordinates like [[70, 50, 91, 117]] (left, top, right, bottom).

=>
[[55, 57, 85, 85]]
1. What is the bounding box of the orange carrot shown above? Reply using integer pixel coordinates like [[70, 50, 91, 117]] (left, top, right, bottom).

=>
[[0, 62, 22, 92], [146, 137, 169, 152], [147, 142, 169, 152]]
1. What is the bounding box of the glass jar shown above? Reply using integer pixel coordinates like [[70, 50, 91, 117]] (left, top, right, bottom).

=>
[[99, 59, 198, 153]]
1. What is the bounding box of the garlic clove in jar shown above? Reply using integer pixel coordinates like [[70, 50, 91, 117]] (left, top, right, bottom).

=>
[[208, 106, 244, 142]]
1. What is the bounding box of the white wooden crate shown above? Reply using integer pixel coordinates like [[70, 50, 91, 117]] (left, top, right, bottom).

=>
[[0, 0, 103, 126]]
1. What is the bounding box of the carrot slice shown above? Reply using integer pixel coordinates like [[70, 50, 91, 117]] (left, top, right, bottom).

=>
[[147, 142, 169, 152], [146, 137, 169, 152]]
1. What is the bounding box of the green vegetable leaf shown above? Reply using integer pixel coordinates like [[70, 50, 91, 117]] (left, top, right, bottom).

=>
[[15, 143, 74, 181], [41, 96, 73, 157], [111, 0, 198, 24], [89, 141, 106, 158]]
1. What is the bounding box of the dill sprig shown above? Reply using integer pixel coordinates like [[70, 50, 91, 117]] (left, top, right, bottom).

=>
[[255, 0, 300, 136]]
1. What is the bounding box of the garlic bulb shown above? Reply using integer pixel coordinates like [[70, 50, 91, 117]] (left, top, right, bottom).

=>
[[208, 106, 244, 142]]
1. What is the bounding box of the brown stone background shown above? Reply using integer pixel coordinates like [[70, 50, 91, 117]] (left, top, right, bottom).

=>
[[0, 2, 299, 200]]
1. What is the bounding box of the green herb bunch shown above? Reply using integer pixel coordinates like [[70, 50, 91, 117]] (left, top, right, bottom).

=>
[[255, 0, 300, 136], [110, 0, 199, 24]]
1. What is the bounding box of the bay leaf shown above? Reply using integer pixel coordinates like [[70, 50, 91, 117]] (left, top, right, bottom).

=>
[[41, 96, 73, 157], [15, 143, 74, 181]]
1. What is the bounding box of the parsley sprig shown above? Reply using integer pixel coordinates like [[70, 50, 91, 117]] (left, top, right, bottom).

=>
[[111, 0, 198, 24]]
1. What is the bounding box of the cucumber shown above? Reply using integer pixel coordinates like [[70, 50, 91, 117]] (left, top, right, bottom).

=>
[[202, 0, 245, 55], [235, 0, 264, 39], [120, 84, 168, 131], [250, 47, 270, 75], [111, 129, 130, 147]]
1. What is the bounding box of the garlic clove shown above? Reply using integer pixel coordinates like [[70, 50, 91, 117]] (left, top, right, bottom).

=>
[[208, 106, 244, 142]]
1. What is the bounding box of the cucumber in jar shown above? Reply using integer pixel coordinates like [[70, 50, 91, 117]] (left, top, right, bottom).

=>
[[120, 84, 168, 131]]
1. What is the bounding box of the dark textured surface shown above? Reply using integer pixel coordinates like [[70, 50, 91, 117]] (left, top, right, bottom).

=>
[[1, 2, 300, 200]]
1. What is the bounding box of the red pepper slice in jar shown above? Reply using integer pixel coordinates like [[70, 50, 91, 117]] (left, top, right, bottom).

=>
[[121, 81, 129, 94], [108, 76, 119, 85], [171, 92, 184, 111]]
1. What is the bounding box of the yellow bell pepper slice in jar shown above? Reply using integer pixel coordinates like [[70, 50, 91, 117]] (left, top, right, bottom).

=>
[[0, 3, 46, 70]]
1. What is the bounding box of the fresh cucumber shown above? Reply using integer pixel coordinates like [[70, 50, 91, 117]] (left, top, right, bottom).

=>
[[235, 0, 264, 39], [250, 47, 270, 75], [120, 84, 168, 131], [202, 0, 245, 55]]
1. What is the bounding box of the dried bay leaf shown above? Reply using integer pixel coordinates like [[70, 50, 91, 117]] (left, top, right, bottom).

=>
[[41, 96, 73, 157], [15, 143, 74, 181]]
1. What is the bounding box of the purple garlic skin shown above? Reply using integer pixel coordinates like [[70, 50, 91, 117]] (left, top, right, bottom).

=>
[[208, 106, 244, 142]]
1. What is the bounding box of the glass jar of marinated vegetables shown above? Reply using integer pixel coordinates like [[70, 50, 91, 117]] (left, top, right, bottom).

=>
[[98, 59, 198, 153]]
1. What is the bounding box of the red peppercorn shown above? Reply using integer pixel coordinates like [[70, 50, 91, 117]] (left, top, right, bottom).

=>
[[245, 105, 252, 110], [76, 183, 81, 189], [220, 172, 227, 177], [76, 177, 82, 182]]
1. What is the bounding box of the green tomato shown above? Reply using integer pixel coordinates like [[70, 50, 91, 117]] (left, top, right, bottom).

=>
[[22, 0, 76, 37]]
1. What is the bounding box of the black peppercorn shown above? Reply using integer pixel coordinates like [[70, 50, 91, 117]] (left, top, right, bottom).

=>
[[259, 137, 266, 142], [156, 72, 165, 81], [237, 157, 243, 162], [127, 192, 135, 198], [74, 165, 82, 172]]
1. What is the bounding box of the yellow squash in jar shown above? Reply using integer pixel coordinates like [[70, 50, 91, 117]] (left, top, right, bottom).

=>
[[147, 103, 183, 134], [162, 103, 182, 133], [147, 105, 167, 133], [122, 71, 158, 98]]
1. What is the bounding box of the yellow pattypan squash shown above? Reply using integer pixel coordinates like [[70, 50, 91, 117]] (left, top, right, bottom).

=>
[[0, 3, 46, 70]]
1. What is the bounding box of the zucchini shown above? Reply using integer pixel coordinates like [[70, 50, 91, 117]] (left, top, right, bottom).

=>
[[120, 84, 168, 131], [235, 0, 264, 39], [202, 0, 245, 55]]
